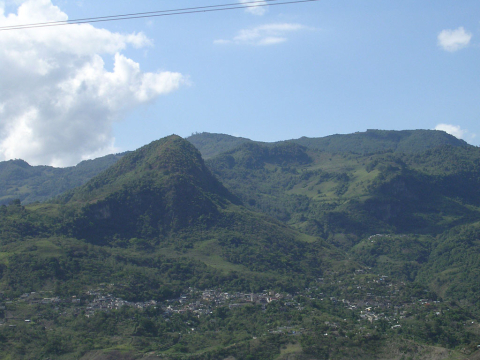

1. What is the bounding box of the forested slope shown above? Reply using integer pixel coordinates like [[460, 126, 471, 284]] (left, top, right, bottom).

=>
[[0, 153, 127, 205], [0, 131, 480, 359]]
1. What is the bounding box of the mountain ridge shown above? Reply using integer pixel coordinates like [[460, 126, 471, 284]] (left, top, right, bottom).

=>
[[187, 129, 471, 159], [290, 129, 469, 154], [0, 152, 128, 205], [0, 129, 470, 205]]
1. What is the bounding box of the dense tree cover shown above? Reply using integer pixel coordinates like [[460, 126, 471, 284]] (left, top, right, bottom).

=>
[[203, 139, 480, 320], [291, 129, 468, 155], [414, 222, 480, 304], [1, 130, 468, 207], [207, 141, 480, 237], [0, 137, 342, 300], [187, 130, 469, 160], [351, 234, 432, 281], [1, 132, 480, 359], [0, 153, 126, 205], [57, 136, 238, 242]]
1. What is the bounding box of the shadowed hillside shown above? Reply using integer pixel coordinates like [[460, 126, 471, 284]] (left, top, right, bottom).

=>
[[0, 136, 343, 297], [60, 135, 239, 242], [0, 153, 127, 205]]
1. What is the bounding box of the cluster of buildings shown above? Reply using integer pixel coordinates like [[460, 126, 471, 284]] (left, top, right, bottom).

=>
[[0, 269, 438, 330], [152, 289, 298, 317], [201, 289, 294, 305], [80, 287, 301, 318], [84, 291, 159, 317]]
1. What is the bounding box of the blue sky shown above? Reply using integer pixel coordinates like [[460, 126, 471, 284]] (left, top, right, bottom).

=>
[[0, 0, 478, 165]]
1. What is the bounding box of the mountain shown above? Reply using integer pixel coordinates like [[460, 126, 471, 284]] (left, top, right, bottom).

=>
[[187, 129, 470, 159], [0, 130, 467, 207], [290, 129, 470, 154], [1, 135, 342, 293], [0, 152, 127, 205], [206, 138, 480, 316], [207, 140, 480, 237], [60, 135, 241, 242], [1, 133, 480, 359], [187, 132, 253, 159]]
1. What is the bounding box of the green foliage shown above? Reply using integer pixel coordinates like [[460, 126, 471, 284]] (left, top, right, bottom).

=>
[[1, 132, 480, 359], [415, 223, 480, 303], [0, 153, 126, 205], [187, 130, 469, 161], [59, 136, 238, 242], [207, 141, 480, 239], [187, 132, 254, 159], [291, 129, 469, 155], [351, 234, 432, 281], [0, 136, 341, 302]]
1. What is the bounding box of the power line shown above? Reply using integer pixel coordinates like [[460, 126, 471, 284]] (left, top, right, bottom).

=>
[[0, 0, 320, 31], [1, 0, 315, 30], [2, 0, 272, 28]]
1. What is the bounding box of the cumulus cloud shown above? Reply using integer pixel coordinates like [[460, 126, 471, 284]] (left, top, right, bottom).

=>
[[214, 23, 306, 46], [239, 0, 268, 16], [0, 0, 187, 167], [437, 27, 472, 52], [434, 124, 475, 141]]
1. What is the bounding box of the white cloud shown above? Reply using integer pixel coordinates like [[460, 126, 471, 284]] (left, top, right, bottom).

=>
[[239, 0, 267, 16], [215, 23, 305, 46], [437, 27, 472, 52], [434, 124, 471, 140], [0, 0, 187, 167]]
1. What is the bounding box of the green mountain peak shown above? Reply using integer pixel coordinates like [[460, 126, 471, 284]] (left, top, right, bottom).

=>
[[64, 135, 238, 242]]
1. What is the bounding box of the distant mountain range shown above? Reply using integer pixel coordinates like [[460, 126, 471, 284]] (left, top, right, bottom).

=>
[[0, 129, 470, 205], [0, 152, 127, 205], [188, 129, 469, 159]]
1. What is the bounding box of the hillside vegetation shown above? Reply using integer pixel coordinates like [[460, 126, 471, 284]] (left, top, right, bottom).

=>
[[0, 129, 466, 206], [0, 130, 480, 359], [0, 136, 345, 297], [290, 129, 469, 154], [187, 129, 469, 159], [0, 153, 127, 205], [205, 135, 480, 314]]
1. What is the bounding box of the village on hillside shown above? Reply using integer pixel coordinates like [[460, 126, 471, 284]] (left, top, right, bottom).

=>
[[0, 268, 448, 336]]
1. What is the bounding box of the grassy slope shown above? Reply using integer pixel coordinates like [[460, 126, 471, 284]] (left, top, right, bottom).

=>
[[0, 136, 347, 298], [206, 141, 480, 308], [208, 142, 480, 234]]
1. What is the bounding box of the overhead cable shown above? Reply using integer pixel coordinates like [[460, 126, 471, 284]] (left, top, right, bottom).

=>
[[0, 0, 320, 31]]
